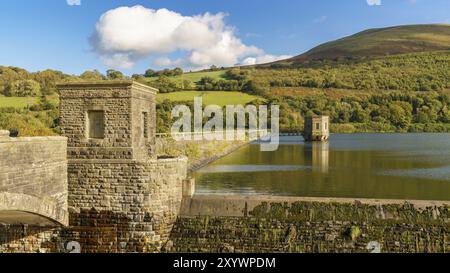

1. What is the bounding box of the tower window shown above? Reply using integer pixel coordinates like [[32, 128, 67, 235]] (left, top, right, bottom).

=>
[[87, 111, 105, 139], [316, 123, 320, 130]]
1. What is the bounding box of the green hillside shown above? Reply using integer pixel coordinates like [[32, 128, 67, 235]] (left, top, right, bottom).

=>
[[0, 96, 38, 108], [157, 91, 261, 107], [145, 70, 226, 85], [270, 24, 450, 66], [1, 24, 450, 136]]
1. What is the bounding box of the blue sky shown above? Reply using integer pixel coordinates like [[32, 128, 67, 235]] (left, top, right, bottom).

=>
[[0, 0, 448, 75]]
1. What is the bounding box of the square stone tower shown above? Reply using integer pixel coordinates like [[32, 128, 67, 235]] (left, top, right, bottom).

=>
[[58, 81, 157, 161], [303, 115, 330, 142], [57, 81, 188, 252]]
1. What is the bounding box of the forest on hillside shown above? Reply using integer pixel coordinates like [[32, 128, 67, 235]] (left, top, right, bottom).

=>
[[156, 91, 450, 134], [0, 51, 449, 136]]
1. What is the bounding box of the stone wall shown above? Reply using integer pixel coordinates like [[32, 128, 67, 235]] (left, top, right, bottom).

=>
[[58, 81, 157, 160], [156, 138, 247, 172], [146, 157, 188, 242], [0, 81, 190, 253], [58, 81, 189, 252], [66, 156, 188, 252], [0, 133, 68, 225], [0, 156, 189, 253], [168, 195, 450, 253]]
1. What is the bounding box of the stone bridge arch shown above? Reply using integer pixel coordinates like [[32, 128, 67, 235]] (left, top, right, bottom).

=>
[[0, 132, 69, 227], [0, 193, 68, 226]]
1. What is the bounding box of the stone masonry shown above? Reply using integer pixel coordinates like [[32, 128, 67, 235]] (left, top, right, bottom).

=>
[[169, 195, 450, 253], [58, 81, 188, 252], [303, 115, 330, 142], [1, 81, 449, 253], [0, 81, 189, 253], [0, 133, 68, 226]]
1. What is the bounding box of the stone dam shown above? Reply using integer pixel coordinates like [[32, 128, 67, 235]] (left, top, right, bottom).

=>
[[0, 81, 449, 253]]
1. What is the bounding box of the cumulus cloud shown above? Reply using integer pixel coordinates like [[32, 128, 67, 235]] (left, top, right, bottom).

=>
[[67, 0, 81, 6], [366, 0, 382, 6], [91, 5, 290, 69]]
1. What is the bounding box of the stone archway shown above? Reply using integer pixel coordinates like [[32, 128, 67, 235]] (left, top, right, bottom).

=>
[[0, 192, 68, 226]]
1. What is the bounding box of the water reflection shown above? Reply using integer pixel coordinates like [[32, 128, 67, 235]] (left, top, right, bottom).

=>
[[195, 134, 450, 201], [304, 142, 329, 174]]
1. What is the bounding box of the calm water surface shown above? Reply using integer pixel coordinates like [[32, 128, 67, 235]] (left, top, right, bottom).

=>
[[194, 134, 450, 200]]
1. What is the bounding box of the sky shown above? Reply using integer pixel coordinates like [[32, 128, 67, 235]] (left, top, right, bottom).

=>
[[0, 0, 449, 75]]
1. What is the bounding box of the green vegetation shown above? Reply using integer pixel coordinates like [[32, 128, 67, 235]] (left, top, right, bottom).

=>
[[4, 79, 41, 97], [0, 111, 58, 136], [271, 90, 450, 133], [268, 24, 450, 66], [0, 95, 59, 136], [147, 70, 225, 85], [156, 93, 264, 134], [249, 51, 450, 92], [157, 91, 260, 107], [139, 53, 450, 94], [0, 24, 449, 136], [106, 69, 125, 80], [138, 70, 227, 93], [0, 96, 39, 108], [143, 67, 184, 78]]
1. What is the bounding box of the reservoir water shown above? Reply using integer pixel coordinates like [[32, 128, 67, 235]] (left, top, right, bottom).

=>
[[194, 134, 450, 201]]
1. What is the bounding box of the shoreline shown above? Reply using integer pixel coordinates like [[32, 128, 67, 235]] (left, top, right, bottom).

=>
[[188, 141, 249, 173]]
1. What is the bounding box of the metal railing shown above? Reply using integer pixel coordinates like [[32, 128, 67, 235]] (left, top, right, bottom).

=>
[[156, 129, 273, 140]]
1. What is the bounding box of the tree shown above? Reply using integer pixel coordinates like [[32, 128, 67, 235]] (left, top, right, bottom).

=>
[[351, 108, 370, 123], [389, 102, 412, 129], [132, 74, 145, 81], [151, 76, 178, 93], [144, 69, 156, 78], [106, 69, 124, 80], [33, 69, 65, 95], [0, 66, 31, 94], [4, 79, 41, 97], [182, 80, 193, 90], [80, 70, 104, 81], [173, 67, 184, 76]]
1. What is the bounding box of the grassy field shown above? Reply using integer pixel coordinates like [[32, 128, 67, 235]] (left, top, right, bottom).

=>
[[146, 70, 226, 84], [0, 92, 257, 109], [157, 91, 261, 106], [0, 96, 39, 108], [0, 95, 60, 109]]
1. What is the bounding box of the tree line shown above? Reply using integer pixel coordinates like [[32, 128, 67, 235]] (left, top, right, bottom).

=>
[[155, 90, 450, 134]]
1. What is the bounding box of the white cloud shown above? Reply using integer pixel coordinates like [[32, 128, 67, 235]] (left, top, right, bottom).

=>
[[366, 0, 382, 6], [67, 0, 81, 6], [241, 54, 293, 66], [91, 5, 289, 69]]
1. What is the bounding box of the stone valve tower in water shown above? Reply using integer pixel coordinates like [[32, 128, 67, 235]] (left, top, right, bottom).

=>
[[303, 115, 330, 142]]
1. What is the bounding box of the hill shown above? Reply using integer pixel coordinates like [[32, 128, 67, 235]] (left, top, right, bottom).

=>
[[269, 24, 450, 66], [157, 91, 261, 107], [1, 24, 449, 136], [145, 70, 226, 85]]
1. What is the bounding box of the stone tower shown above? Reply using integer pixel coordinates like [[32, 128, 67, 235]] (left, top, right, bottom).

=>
[[58, 81, 188, 252], [303, 115, 330, 142], [59, 81, 157, 161]]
